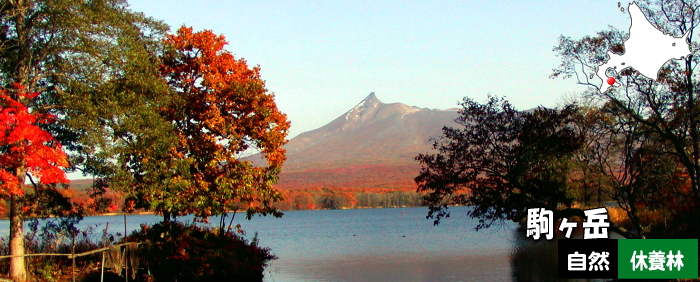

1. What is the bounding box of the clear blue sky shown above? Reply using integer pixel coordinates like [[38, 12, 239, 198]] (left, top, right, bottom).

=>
[[128, 0, 632, 139]]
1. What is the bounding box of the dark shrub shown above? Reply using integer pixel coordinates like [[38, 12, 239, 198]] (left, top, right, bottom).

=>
[[125, 222, 276, 282], [650, 204, 700, 239]]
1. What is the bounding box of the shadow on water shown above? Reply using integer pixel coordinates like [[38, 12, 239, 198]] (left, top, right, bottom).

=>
[[509, 232, 623, 282], [510, 235, 560, 282], [267, 229, 612, 282], [268, 252, 513, 282]]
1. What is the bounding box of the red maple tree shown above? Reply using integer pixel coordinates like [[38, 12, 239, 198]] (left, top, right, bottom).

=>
[[0, 86, 69, 278]]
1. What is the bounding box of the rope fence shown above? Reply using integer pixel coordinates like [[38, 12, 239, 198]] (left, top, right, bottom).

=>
[[0, 242, 144, 259], [0, 241, 146, 282]]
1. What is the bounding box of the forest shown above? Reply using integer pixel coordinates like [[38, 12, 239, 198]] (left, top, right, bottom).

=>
[[1, 0, 700, 281], [0, 185, 425, 216]]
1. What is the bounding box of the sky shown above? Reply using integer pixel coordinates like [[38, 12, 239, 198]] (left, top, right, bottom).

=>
[[127, 0, 633, 139]]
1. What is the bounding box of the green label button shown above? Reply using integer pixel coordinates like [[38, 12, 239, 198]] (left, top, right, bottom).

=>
[[618, 239, 698, 279]]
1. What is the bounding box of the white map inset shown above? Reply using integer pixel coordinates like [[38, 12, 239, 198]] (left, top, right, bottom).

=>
[[597, 2, 692, 93]]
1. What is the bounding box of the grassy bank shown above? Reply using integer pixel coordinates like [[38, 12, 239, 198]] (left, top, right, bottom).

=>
[[0, 220, 275, 282]]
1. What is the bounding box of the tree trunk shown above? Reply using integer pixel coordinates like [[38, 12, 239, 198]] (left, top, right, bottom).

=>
[[9, 193, 26, 282], [9, 163, 28, 281], [10, 1, 30, 277], [684, 55, 700, 232]]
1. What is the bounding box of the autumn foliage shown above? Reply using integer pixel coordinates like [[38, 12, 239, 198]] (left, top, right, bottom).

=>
[[0, 87, 68, 194], [277, 187, 425, 210], [124, 26, 290, 221]]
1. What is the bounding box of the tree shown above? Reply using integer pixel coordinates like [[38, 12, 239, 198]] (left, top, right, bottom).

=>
[[121, 26, 290, 223], [415, 96, 586, 230], [0, 1, 168, 280], [0, 86, 68, 280], [571, 102, 679, 238], [0, 87, 69, 280], [415, 96, 673, 239], [551, 0, 700, 233]]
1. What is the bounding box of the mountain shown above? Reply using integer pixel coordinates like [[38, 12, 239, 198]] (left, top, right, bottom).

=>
[[274, 92, 459, 189]]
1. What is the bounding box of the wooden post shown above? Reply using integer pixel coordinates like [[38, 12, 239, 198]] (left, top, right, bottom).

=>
[[72, 231, 76, 282], [100, 251, 105, 282], [102, 222, 108, 282], [124, 215, 128, 282], [104, 222, 110, 244]]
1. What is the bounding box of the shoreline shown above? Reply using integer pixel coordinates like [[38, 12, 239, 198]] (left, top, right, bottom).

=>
[[0, 206, 429, 221]]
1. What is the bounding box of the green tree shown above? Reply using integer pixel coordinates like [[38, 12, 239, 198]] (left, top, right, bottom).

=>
[[0, 1, 168, 280]]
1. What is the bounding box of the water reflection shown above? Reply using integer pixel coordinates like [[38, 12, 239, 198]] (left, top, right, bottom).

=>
[[267, 251, 513, 282], [268, 230, 605, 282], [510, 236, 560, 281], [510, 232, 622, 282], [0, 208, 621, 282]]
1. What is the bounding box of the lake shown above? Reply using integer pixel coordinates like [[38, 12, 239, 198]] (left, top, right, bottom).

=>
[[0, 206, 550, 281]]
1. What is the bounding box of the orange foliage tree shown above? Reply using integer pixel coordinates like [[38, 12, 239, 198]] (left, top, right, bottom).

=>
[[0, 87, 69, 279], [125, 26, 290, 222]]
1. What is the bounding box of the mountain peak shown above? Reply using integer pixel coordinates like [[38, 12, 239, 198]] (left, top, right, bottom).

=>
[[249, 91, 459, 175], [363, 92, 381, 104], [344, 92, 384, 123]]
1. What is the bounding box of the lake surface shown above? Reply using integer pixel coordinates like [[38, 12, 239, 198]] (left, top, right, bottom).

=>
[[0, 207, 539, 281]]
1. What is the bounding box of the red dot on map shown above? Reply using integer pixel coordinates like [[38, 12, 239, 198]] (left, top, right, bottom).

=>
[[607, 77, 616, 85]]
